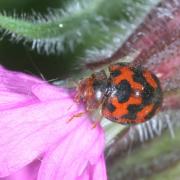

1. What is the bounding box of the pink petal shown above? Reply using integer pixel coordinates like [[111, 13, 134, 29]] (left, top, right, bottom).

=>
[[32, 84, 71, 101], [0, 160, 40, 180], [78, 155, 107, 180], [0, 66, 87, 177], [91, 155, 107, 180], [0, 65, 107, 179], [0, 91, 36, 110], [37, 121, 105, 180], [0, 66, 42, 94], [0, 100, 85, 177]]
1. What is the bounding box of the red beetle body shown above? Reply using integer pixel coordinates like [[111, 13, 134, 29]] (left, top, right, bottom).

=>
[[75, 63, 163, 124]]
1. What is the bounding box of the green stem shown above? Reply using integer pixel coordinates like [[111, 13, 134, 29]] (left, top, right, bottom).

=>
[[0, 0, 159, 54]]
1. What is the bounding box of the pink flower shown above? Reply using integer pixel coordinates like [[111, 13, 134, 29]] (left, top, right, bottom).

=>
[[0, 66, 107, 180], [0, 160, 40, 180]]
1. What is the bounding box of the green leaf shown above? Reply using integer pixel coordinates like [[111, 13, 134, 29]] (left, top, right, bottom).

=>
[[0, 0, 160, 57]]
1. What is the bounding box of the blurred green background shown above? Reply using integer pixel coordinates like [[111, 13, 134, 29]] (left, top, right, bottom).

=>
[[0, 0, 73, 79], [0, 0, 158, 80]]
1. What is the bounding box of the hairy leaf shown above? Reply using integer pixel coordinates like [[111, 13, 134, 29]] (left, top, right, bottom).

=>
[[0, 0, 159, 58]]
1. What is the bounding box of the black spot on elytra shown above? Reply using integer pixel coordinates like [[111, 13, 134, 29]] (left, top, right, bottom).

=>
[[122, 112, 136, 120], [145, 88, 163, 120], [106, 103, 115, 112], [141, 85, 154, 105], [116, 80, 131, 103], [133, 68, 154, 105], [133, 68, 145, 86], [145, 105, 156, 120], [122, 104, 143, 120], [128, 104, 143, 113], [110, 69, 121, 77], [121, 67, 163, 122]]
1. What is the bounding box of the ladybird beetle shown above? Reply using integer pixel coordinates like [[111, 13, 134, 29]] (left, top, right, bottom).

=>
[[75, 63, 163, 124]]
